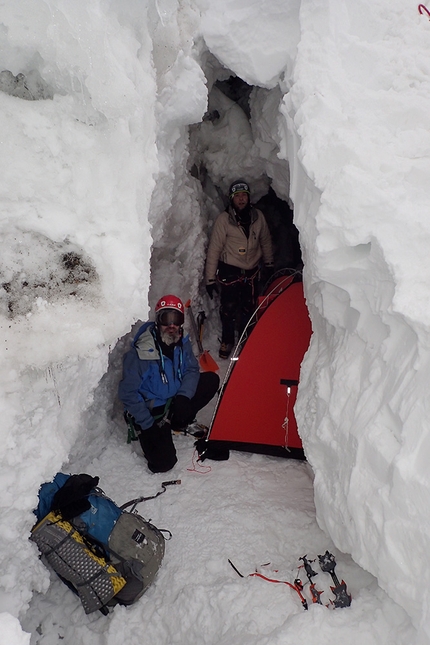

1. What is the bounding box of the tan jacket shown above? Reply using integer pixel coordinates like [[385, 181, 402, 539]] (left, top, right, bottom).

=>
[[205, 206, 273, 284]]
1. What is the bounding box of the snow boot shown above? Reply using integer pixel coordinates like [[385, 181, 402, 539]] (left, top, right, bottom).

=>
[[219, 342, 233, 359]]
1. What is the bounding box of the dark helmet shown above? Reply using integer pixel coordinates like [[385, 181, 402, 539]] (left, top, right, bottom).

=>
[[229, 179, 250, 200], [155, 294, 185, 327]]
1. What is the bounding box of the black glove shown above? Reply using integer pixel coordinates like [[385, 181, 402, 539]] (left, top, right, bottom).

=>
[[261, 264, 274, 286], [51, 474, 99, 520], [206, 282, 218, 299], [170, 395, 193, 430]]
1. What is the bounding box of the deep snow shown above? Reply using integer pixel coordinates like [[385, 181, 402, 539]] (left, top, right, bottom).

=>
[[1, 0, 430, 643]]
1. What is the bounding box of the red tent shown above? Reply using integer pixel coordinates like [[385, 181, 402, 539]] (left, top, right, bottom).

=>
[[200, 274, 312, 460]]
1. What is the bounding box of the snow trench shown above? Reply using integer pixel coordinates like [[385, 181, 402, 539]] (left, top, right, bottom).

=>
[[1, 1, 429, 643]]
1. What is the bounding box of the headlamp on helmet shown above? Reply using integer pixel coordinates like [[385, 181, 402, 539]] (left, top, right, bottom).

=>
[[229, 180, 250, 199]]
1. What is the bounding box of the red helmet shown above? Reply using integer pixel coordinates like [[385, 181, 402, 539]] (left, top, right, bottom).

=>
[[155, 294, 184, 326]]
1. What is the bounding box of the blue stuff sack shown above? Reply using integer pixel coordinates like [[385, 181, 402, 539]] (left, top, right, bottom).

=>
[[32, 472, 165, 614]]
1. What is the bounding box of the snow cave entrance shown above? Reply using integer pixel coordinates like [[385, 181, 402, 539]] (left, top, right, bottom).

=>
[[181, 69, 307, 454], [191, 71, 302, 281], [149, 67, 302, 325]]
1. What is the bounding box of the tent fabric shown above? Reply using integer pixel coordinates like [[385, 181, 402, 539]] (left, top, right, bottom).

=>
[[206, 275, 312, 460]]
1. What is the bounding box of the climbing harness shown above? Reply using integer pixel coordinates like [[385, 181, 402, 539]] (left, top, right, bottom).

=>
[[216, 267, 259, 287], [125, 399, 173, 444], [216, 266, 260, 315]]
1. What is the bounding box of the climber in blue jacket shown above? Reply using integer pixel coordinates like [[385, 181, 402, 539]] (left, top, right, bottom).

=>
[[118, 294, 219, 473]]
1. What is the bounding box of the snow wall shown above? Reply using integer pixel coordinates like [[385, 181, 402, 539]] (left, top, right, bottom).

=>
[[1, 0, 430, 642]]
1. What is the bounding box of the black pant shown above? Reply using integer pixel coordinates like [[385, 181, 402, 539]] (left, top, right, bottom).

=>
[[218, 263, 258, 345], [139, 422, 177, 473], [132, 372, 220, 473]]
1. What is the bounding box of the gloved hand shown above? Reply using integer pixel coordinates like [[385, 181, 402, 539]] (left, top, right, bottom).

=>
[[206, 282, 219, 300], [170, 395, 193, 430], [261, 264, 275, 286]]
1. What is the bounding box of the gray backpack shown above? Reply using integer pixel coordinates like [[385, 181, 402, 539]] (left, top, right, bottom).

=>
[[31, 474, 168, 615], [106, 511, 166, 607]]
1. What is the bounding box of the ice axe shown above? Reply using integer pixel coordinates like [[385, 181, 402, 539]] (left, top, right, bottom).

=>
[[196, 310, 206, 345], [184, 300, 219, 373]]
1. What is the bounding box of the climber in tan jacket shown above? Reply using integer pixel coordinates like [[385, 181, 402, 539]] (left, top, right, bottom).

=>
[[205, 180, 274, 359]]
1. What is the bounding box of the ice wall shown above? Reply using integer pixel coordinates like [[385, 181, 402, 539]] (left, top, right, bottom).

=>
[[283, 1, 430, 639], [146, 0, 208, 306], [2, 0, 430, 641], [0, 0, 157, 628], [0, 2, 210, 640], [200, 0, 430, 638]]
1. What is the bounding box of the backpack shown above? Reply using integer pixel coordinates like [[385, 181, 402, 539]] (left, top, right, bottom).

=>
[[31, 473, 166, 615]]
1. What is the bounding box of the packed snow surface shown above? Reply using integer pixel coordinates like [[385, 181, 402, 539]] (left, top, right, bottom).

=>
[[0, 0, 429, 643]]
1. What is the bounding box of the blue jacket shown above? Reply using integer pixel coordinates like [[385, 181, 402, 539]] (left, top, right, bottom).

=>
[[118, 322, 200, 430]]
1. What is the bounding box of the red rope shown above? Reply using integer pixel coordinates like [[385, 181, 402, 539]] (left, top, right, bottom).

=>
[[186, 447, 211, 474], [216, 268, 259, 288], [419, 4, 430, 18], [243, 569, 308, 609], [228, 559, 308, 609]]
